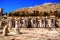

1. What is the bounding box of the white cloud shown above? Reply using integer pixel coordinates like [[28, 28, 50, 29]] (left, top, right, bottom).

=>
[[42, 2, 56, 5]]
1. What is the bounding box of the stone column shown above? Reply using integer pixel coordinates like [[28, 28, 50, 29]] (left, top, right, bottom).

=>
[[42, 19, 46, 27], [14, 19, 20, 34], [48, 19, 52, 27], [37, 19, 42, 28], [30, 19, 34, 28], [8, 19, 12, 30], [33, 19, 37, 28], [30, 18, 37, 28], [18, 19, 21, 28], [0, 20, 2, 28], [21, 17, 26, 28], [25, 17, 28, 27], [51, 19, 55, 27]]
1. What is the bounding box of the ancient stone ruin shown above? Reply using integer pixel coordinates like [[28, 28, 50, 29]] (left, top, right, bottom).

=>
[[0, 3, 60, 36], [0, 16, 59, 36]]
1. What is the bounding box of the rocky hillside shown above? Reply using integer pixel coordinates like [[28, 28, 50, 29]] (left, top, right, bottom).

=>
[[8, 3, 60, 16]]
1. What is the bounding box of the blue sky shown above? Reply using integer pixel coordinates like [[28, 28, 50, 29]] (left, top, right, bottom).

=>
[[0, 0, 60, 13]]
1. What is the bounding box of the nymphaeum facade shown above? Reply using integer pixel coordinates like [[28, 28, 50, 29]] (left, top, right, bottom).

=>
[[0, 16, 60, 29]]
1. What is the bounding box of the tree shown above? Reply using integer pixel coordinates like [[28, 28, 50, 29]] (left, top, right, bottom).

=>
[[24, 11, 29, 16], [13, 12, 20, 17], [54, 10, 60, 18], [33, 10, 40, 16], [54, 10, 58, 17], [50, 11, 53, 15], [29, 13, 34, 16], [58, 11, 60, 18], [43, 11, 49, 16], [9, 13, 13, 16]]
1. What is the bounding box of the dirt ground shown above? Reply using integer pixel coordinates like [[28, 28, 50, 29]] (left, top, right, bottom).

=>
[[0, 28, 60, 40]]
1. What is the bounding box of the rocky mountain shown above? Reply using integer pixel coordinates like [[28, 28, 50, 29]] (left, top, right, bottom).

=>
[[8, 3, 60, 16]]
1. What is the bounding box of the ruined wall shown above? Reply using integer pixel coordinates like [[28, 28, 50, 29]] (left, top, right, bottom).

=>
[[0, 16, 60, 28]]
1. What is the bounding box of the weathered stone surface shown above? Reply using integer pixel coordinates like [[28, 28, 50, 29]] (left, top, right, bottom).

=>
[[0, 28, 60, 40], [0, 16, 60, 28], [2, 25, 9, 36]]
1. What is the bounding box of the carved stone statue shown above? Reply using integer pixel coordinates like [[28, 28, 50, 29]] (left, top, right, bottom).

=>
[[37, 17, 42, 28], [14, 18, 20, 34], [42, 18, 46, 27], [21, 17, 26, 28]]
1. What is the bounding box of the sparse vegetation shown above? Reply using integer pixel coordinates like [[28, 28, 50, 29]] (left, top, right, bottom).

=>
[[54, 10, 60, 18], [33, 10, 40, 16], [7, 3, 60, 17], [43, 11, 50, 16]]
